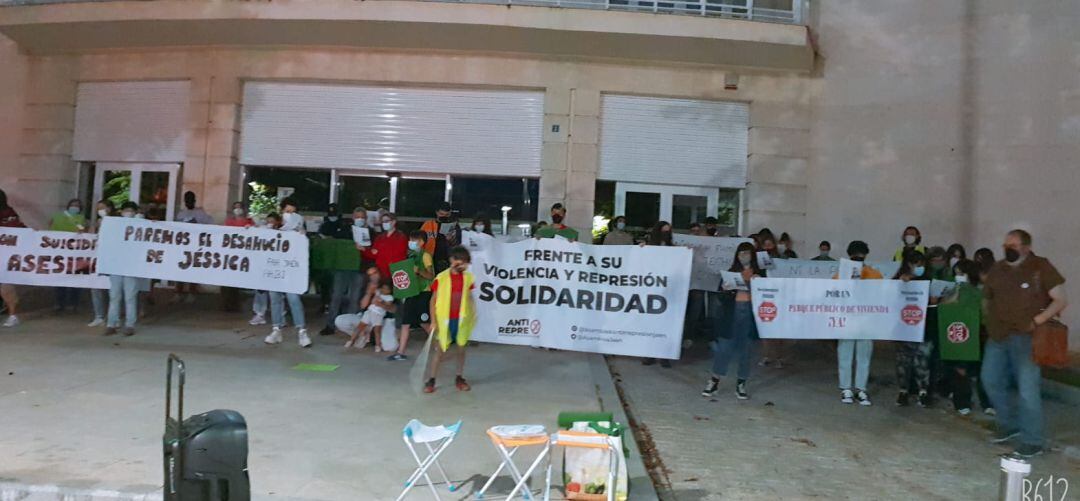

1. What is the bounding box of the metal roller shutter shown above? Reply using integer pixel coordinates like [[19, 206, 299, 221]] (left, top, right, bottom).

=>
[[239, 82, 543, 177], [599, 95, 748, 188], [72, 81, 191, 162]]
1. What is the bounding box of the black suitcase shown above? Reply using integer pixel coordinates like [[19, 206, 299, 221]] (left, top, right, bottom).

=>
[[164, 354, 250, 501]]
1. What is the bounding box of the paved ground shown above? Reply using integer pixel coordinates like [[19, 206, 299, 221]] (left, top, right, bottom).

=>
[[611, 342, 1080, 501], [0, 300, 647, 500]]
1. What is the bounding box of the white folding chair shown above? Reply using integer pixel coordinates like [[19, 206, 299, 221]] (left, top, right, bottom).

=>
[[476, 425, 551, 501], [398, 419, 463, 501]]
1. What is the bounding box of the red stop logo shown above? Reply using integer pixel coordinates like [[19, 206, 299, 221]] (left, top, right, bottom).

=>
[[758, 302, 777, 322], [392, 270, 411, 290], [946, 322, 970, 343], [901, 304, 924, 326]]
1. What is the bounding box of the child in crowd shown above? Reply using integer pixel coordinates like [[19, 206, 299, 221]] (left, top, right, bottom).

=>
[[894, 249, 933, 407], [423, 246, 476, 394], [345, 281, 394, 350], [388, 231, 436, 361]]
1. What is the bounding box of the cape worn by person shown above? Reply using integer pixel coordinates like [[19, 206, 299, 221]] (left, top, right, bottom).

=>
[[434, 268, 476, 351]]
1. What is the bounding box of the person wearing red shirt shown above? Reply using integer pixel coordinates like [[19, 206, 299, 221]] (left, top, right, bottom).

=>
[[224, 201, 255, 227], [371, 212, 409, 278]]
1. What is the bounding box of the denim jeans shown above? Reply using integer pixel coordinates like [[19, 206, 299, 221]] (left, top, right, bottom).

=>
[[252, 291, 268, 317], [107, 275, 139, 328], [711, 301, 757, 379], [326, 270, 366, 329], [981, 334, 1043, 446], [837, 339, 874, 390], [91, 288, 107, 320], [55, 287, 79, 311], [270, 291, 305, 329]]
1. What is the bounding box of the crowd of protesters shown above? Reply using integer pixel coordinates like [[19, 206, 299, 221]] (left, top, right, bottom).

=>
[[0, 188, 1068, 456]]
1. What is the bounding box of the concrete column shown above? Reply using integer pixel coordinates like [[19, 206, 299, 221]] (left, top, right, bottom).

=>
[[16, 55, 76, 228], [186, 72, 243, 222], [744, 101, 810, 251], [538, 87, 600, 237]]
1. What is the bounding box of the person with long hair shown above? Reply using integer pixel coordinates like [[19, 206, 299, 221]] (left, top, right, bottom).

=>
[[603, 215, 634, 245], [642, 221, 674, 367], [946, 243, 967, 270], [701, 241, 763, 400], [469, 212, 494, 236], [893, 226, 926, 261], [973, 247, 996, 282], [0, 189, 25, 327], [894, 249, 933, 407], [756, 233, 786, 368], [777, 232, 798, 259]]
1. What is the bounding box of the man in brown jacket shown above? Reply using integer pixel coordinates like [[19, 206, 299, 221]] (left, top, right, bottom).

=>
[[981, 229, 1067, 458]]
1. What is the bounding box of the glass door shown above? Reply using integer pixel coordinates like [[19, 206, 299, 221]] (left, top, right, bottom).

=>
[[615, 182, 719, 231], [93, 163, 180, 223]]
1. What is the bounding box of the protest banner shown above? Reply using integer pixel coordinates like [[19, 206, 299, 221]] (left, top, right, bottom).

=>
[[389, 259, 420, 300], [97, 218, 309, 294], [461, 230, 495, 256], [750, 277, 930, 342], [0, 227, 109, 289], [937, 284, 981, 361], [470, 237, 692, 359], [671, 234, 753, 291], [767, 259, 841, 279]]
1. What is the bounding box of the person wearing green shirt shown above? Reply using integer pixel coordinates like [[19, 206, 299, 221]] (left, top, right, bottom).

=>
[[49, 198, 87, 313], [533, 202, 579, 241], [387, 230, 436, 361]]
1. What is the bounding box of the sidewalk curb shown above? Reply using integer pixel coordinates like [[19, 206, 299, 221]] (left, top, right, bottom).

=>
[[587, 354, 660, 501], [0, 482, 161, 501]]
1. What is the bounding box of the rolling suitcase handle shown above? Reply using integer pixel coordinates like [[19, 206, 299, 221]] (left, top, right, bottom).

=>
[[165, 354, 185, 498]]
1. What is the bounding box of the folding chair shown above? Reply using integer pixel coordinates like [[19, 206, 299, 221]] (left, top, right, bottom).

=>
[[398, 419, 462, 501], [476, 425, 551, 500], [550, 430, 620, 501]]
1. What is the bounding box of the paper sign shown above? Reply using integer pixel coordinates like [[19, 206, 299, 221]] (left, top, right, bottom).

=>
[[671, 234, 753, 291], [0, 228, 110, 289], [390, 258, 420, 300], [720, 270, 749, 291], [352, 226, 371, 247], [756, 251, 775, 270], [930, 279, 957, 298], [838, 259, 863, 280]]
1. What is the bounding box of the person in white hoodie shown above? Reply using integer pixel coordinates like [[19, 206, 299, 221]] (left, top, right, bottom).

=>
[[264, 198, 312, 348]]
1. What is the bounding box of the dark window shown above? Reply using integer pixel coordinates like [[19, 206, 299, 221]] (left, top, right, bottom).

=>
[[396, 178, 446, 222], [245, 167, 331, 216], [451, 176, 538, 225], [338, 175, 391, 213]]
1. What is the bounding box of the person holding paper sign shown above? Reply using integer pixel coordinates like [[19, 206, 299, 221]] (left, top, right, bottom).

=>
[[264, 198, 312, 348], [103, 202, 142, 336], [834, 241, 881, 406], [702, 242, 763, 400], [893, 250, 933, 407], [387, 231, 435, 362], [756, 234, 787, 369]]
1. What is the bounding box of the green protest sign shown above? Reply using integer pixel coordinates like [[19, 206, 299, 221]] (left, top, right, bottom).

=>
[[937, 284, 981, 361], [310, 238, 360, 271], [390, 259, 420, 300]]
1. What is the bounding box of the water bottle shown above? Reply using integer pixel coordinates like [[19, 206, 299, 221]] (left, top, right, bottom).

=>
[[998, 455, 1031, 501]]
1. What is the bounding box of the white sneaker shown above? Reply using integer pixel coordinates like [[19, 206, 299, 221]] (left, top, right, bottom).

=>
[[344, 338, 355, 349], [856, 390, 872, 406], [264, 327, 283, 345], [840, 389, 854, 404], [298, 328, 312, 348], [958, 408, 971, 416], [87, 317, 105, 327], [249, 314, 267, 326], [2, 315, 20, 328]]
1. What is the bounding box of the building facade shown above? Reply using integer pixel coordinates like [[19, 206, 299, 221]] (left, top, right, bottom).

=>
[[0, 0, 1077, 343]]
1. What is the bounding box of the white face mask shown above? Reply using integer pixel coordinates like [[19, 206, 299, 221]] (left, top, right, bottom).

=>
[[475, 224, 486, 233], [282, 212, 303, 230], [738, 253, 752, 266], [616, 222, 626, 231], [408, 241, 421, 252], [949, 257, 960, 268], [778, 243, 788, 253], [381, 222, 393, 232], [121, 211, 135, 218], [98, 209, 109, 218], [354, 217, 366, 227], [955, 274, 968, 284], [904, 234, 917, 245], [233, 208, 244, 216], [327, 216, 338, 222]]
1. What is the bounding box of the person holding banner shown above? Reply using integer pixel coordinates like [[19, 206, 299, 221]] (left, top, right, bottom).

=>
[[173, 191, 214, 304], [0, 189, 25, 328], [104, 202, 143, 336], [423, 246, 477, 394], [702, 242, 762, 400], [221, 202, 256, 313], [86, 200, 115, 328], [830, 241, 881, 405], [642, 221, 675, 368], [48, 198, 87, 314], [468, 213, 494, 236], [248, 212, 280, 326], [756, 233, 787, 369], [893, 250, 933, 407], [264, 199, 312, 348], [602, 216, 633, 245], [387, 231, 435, 362], [981, 229, 1067, 458], [533, 203, 578, 241], [812, 241, 835, 261]]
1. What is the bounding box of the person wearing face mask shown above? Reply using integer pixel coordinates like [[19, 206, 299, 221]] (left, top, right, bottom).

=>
[[423, 246, 477, 393], [812, 241, 835, 261], [702, 242, 763, 400], [371, 212, 409, 279], [103, 202, 142, 336], [264, 199, 313, 348], [0, 189, 26, 328], [318, 203, 352, 240], [755, 233, 787, 369], [48, 198, 88, 314], [534, 203, 579, 241], [893, 249, 933, 407], [640, 221, 675, 367], [224, 201, 254, 227], [318, 207, 372, 336], [419, 202, 461, 273], [388, 231, 436, 361], [939, 259, 990, 416], [603, 215, 634, 245], [893, 226, 926, 262], [86, 200, 116, 327], [248, 212, 280, 326], [703, 216, 719, 237], [173, 191, 213, 304], [469, 212, 494, 237], [777, 232, 798, 259], [946, 244, 967, 271], [833, 241, 882, 406], [981, 229, 1067, 458]]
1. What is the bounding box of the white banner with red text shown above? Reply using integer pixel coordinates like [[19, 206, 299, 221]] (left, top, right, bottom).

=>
[[97, 218, 310, 294], [470, 238, 692, 359], [0, 228, 110, 289], [750, 277, 930, 342]]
